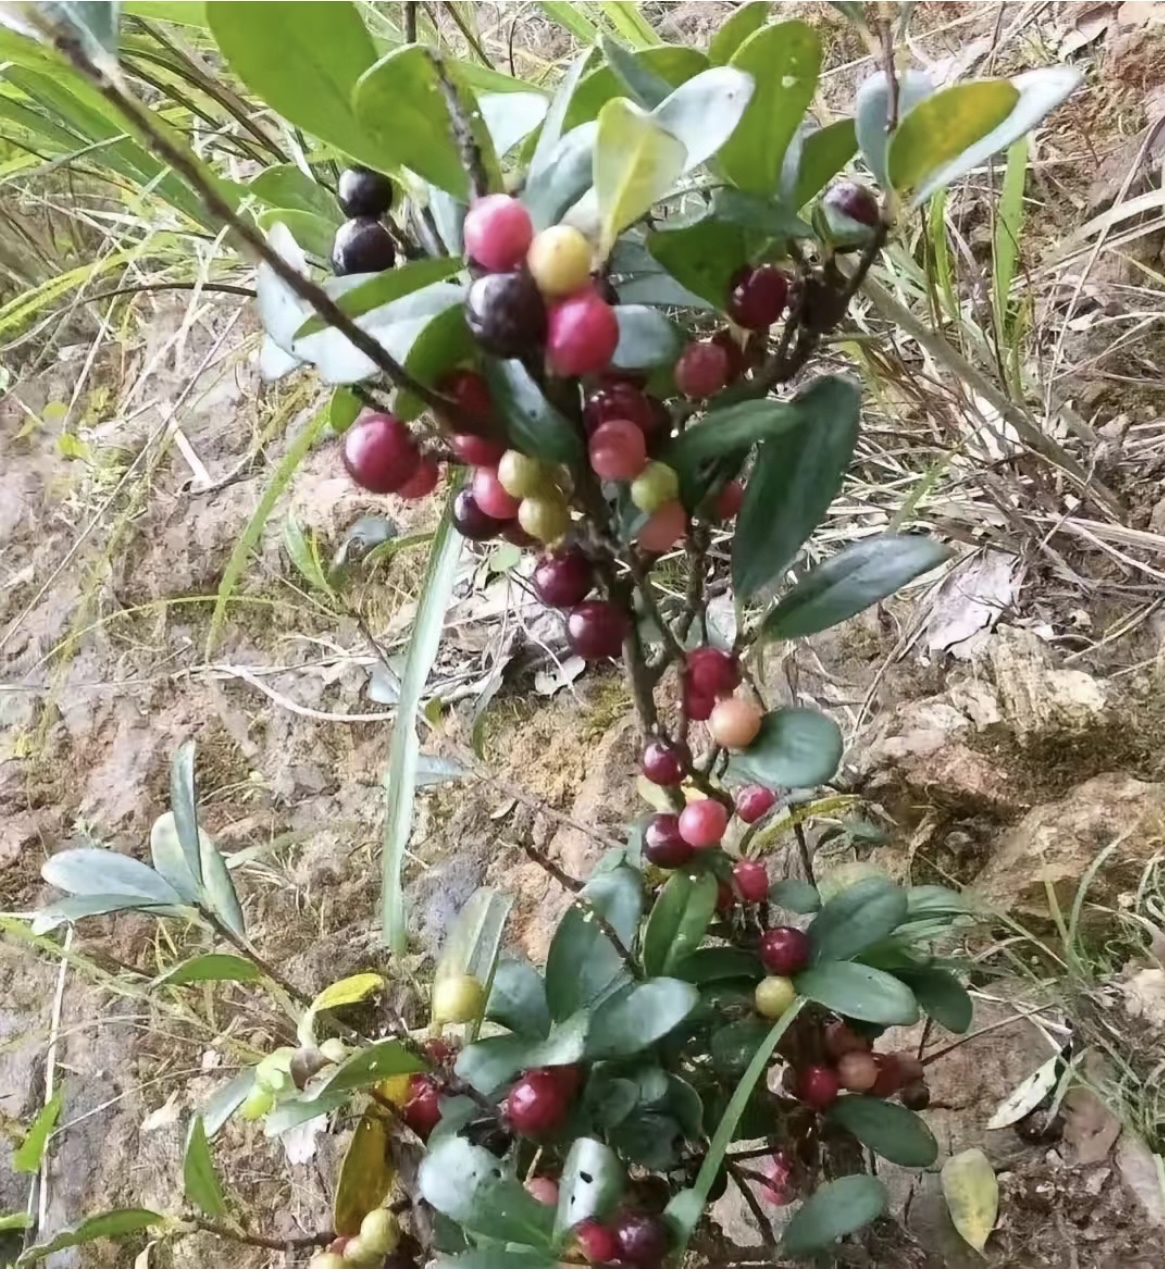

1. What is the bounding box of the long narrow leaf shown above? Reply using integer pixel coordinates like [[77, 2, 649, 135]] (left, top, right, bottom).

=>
[[382, 486, 464, 951], [597, 2, 658, 48], [538, 1, 601, 43]]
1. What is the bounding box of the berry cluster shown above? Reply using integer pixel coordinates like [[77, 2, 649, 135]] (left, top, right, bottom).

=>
[[332, 165, 397, 276], [310, 1207, 400, 1269]]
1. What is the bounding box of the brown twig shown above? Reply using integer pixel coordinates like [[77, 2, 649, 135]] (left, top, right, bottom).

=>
[[405, 0, 418, 42], [427, 49, 490, 201], [791, 821, 817, 887], [188, 1218, 333, 1251], [727, 1161, 778, 1253]]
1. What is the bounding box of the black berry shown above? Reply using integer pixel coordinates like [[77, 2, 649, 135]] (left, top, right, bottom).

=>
[[464, 271, 547, 358], [452, 488, 507, 541], [332, 217, 396, 275], [336, 166, 394, 218]]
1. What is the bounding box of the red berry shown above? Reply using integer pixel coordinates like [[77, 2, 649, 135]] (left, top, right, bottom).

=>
[[583, 382, 656, 435], [871, 1053, 903, 1098], [675, 340, 730, 399], [712, 328, 749, 382], [636, 500, 687, 553], [396, 456, 440, 500], [643, 813, 695, 868], [713, 479, 744, 522], [472, 466, 521, 520], [525, 1175, 559, 1205], [451, 433, 505, 466], [576, 1218, 620, 1266], [715, 879, 735, 913], [837, 1051, 879, 1092], [438, 368, 495, 433], [824, 180, 880, 228], [342, 412, 420, 494], [686, 647, 741, 698], [566, 600, 628, 660], [544, 1063, 584, 1097], [452, 487, 507, 541], [726, 263, 789, 330], [505, 1068, 569, 1137], [796, 1064, 840, 1110], [463, 193, 533, 271], [547, 289, 620, 377], [613, 1212, 669, 1268], [402, 1074, 443, 1139], [533, 547, 593, 608], [589, 418, 647, 481], [683, 682, 716, 721], [759, 926, 810, 976], [678, 798, 729, 849], [422, 1037, 455, 1064], [641, 738, 690, 787], [733, 860, 769, 904], [824, 1021, 871, 1060], [735, 785, 776, 824]]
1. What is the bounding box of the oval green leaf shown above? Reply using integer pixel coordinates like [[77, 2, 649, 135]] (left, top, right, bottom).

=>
[[593, 97, 686, 256], [651, 66, 755, 170], [763, 534, 952, 641], [484, 358, 584, 466], [794, 961, 920, 1025], [646, 216, 750, 309], [642, 871, 718, 977], [898, 966, 973, 1034], [781, 1175, 888, 1256], [17, 1209, 163, 1267], [855, 68, 934, 190], [555, 1137, 625, 1235], [585, 978, 699, 1059], [316, 1039, 428, 1098], [611, 305, 682, 369], [183, 1115, 226, 1217], [486, 958, 551, 1040], [828, 1095, 938, 1167], [709, 1, 770, 66], [672, 946, 763, 985], [154, 953, 260, 987], [807, 876, 909, 964], [723, 707, 843, 790], [41, 848, 181, 904]]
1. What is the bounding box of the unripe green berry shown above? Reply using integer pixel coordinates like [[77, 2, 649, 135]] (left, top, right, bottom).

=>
[[358, 1209, 400, 1256], [432, 972, 486, 1025], [497, 450, 550, 499], [630, 461, 679, 513], [239, 1085, 275, 1120], [309, 1253, 347, 1269], [755, 975, 797, 1019], [518, 493, 570, 544], [340, 1237, 381, 1269]]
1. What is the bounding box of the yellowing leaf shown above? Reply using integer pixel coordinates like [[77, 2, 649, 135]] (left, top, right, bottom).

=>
[[311, 973, 385, 1014], [941, 1148, 998, 1254], [333, 1114, 394, 1237], [593, 97, 685, 256], [375, 1074, 413, 1108]]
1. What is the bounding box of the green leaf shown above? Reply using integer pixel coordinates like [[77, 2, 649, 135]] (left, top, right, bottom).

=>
[[770, 879, 821, 913], [664, 397, 798, 509], [295, 257, 464, 338], [479, 91, 548, 157], [12, 1090, 62, 1174], [794, 961, 919, 1025], [41, 848, 181, 904], [183, 1115, 226, 1217], [593, 97, 686, 256], [199, 827, 246, 940], [456, 1012, 589, 1095], [646, 216, 749, 310], [207, 1, 380, 166], [781, 1175, 888, 1256], [254, 207, 336, 259], [249, 164, 340, 221], [898, 967, 973, 1034], [829, 1096, 938, 1167], [732, 375, 860, 601], [0, 1213, 31, 1233], [718, 21, 821, 194], [711, 1019, 773, 1078], [808, 876, 909, 964], [486, 958, 550, 1039], [652, 67, 755, 169], [17, 1210, 163, 1267], [484, 360, 584, 466], [169, 738, 203, 891], [328, 388, 362, 435], [711, 188, 812, 237], [555, 1137, 624, 1236], [598, 2, 658, 49], [907, 884, 975, 917], [941, 1148, 999, 1254], [545, 868, 642, 1020], [586, 978, 699, 1059], [723, 707, 843, 789], [394, 305, 475, 422], [419, 1137, 556, 1248], [530, 48, 594, 181], [709, 1, 770, 66], [763, 535, 951, 641], [538, 0, 600, 44], [523, 120, 598, 231], [611, 305, 682, 370], [30, 893, 181, 935], [382, 490, 463, 953], [264, 1090, 349, 1136], [334, 1114, 393, 1237], [316, 1040, 427, 1098], [672, 946, 762, 985], [153, 953, 260, 988], [601, 36, 676, 108], [887, 81, 1019, 202], [610, 1110, 685, 1169], [436, 886, 514, 987], [284, 512, 335, 597], [792, 118, 858, 208], [642, 871, 718, 977], [566, 46, 707, 130], [353, 45, 496, 197], [203, 1071, 254, 1137], [854, 68, 933, 190]]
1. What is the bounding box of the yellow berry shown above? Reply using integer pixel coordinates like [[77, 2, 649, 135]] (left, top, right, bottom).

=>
[[755, 975, 797, 1019], [309, 1254, 346, 1269], [527, 224, 593, 297], [431, 972, 486, 1025], [630, 461, 679, 513], [497, 449, 550, 499], [518, 493, 570, 544], [358, 1209, 400, 1256]]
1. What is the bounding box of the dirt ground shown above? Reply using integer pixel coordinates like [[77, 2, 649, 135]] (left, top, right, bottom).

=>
[[5, 1, 1165, 1267]]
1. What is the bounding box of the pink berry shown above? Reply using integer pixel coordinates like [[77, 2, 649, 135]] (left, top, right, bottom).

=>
[[567, 600, 628, 660], [402, 1074, 443, 1140], [736, 785, 776, 824], [583, 381, 656, 435], [589, 419, 647, 481], [675, 340, 730, 399], [472, 466, 521, 520], [678, 798, 729, 848], [712, 329, 748, 382], [525, 1176, 559, 1205], [396, 457, 440, 500], [759, 926, 810, 976], [714, 479, 744, 522], [643, 813, 695, 868], [437, 368, 494, 431], [576, 1218, 620, 1266], [726, 263, 789, 330], [683, 683, 716, 722], [733, 859, 769, 903], [686, 647, 741, 698], [547, 289, 620, 377], [451, 433, 505, 466], [641, 738, 689, 786], [532, 547, 593, 608], [463, 194, 533, 271], [636, 500, 687, 553], [505, 1068, 569, 1136], [342, 412, 420, 494]]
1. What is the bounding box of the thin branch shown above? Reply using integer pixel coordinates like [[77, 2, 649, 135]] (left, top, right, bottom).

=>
[[791, 821, 817, 888], [405, 0, 418, 42], [727, 1162, 778, 1254], [187, 1218, 333, 1252], [427, 49, 490, 200], [85, 281, 256, 303]]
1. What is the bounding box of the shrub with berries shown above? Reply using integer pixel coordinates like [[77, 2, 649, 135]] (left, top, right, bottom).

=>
[[19, 2, 1080, 1267]]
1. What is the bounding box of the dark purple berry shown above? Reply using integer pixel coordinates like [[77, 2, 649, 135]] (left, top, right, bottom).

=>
[[613, 1212, 669, 1268], [824, 180, 880, 228], [332, 217, 396, 275], [643, 813, 695, 869], [464, 271, 547, 358], [337, 166, 394, 218], [452, 488, 507, 541], [726, 264, 789, 330], [641, 738, 689, 787], [533, 548, 594, 608]]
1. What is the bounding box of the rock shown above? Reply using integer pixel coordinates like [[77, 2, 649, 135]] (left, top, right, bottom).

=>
[[988, 626, 1107, 746], [974, 773, 1165, 914]]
